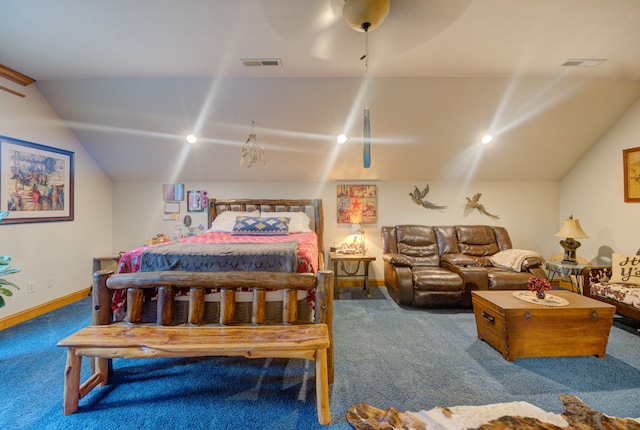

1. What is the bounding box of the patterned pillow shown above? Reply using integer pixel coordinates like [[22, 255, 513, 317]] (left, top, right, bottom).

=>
[[231, 216, 290, 236], [609, 253, 640, 285]]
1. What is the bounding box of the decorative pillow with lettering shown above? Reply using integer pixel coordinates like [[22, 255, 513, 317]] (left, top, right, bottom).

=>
[[231, 216, 290, 235], [609, 253, 640, 285]]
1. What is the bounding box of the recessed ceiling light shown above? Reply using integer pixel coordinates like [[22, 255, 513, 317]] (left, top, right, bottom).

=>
[[186, 134, 197, 144], [481, 135, 493, 144], [337, 134, 347, 144]]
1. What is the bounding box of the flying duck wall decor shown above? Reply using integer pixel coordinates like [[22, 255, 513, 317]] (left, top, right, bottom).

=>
[[409, 184, 447, 210], [465, 193, 500, 219]]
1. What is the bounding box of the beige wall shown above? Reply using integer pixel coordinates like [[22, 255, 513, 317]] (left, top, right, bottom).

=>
[[559, 97, 640, 264], [2, 82, 638, 322], [112, 180, 560, 280], [0, 85, 113, 319]]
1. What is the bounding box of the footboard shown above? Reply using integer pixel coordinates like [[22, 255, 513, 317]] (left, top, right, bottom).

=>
[[60, 270, 334, 424]]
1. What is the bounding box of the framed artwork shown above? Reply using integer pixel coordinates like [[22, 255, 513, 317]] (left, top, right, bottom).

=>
[[0, 135, 74, 224], [187, 190, 204, 212], [337, 184, 377, 224], [163, 183, 184, 201], [623, 146, 640, 202]]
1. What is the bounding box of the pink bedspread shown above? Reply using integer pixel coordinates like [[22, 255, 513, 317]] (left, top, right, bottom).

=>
[[118, 231, 319, 275], [112, 231, 319, 315]]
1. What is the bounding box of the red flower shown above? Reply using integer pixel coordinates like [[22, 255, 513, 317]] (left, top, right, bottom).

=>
[[528, 277, 551, 293]]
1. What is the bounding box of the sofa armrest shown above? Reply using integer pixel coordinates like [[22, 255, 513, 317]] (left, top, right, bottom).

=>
[[383, 261, 415, 305], [583, 266, 612, 297], [520, 256, 545, 271], [383, 253, 413, 267], [441, 261, 488, 307], [440, 253, 480, 267]]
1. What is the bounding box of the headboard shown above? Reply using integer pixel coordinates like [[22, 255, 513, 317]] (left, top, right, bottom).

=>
[[208, 198, 325, 267]]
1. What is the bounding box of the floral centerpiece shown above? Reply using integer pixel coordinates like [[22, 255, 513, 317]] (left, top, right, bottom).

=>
[[528, 276, 551, 299]]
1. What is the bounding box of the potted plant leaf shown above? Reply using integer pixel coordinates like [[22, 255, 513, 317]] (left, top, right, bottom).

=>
[[0, 211, 20, 308]]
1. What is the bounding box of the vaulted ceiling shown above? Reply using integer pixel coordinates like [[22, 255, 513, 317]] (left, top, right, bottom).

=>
[[2, 0, 639, 182]]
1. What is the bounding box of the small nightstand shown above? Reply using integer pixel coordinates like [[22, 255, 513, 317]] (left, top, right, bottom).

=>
[[329, 252, 376, 298], [545, 260, 587, 294]]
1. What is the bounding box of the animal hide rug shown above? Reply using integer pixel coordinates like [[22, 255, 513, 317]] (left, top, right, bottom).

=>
[[346, 394, 640, 430]]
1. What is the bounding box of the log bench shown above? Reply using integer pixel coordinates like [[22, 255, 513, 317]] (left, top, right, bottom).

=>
[[58, 270, 334, 425]]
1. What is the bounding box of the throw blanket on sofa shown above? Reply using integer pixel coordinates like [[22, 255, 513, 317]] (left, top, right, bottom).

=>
[[489, 249, 543, 272], [346, 394, 640, 430]]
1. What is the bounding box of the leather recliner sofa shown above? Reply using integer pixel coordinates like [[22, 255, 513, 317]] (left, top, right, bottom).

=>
[[381, 225, 547, 308]]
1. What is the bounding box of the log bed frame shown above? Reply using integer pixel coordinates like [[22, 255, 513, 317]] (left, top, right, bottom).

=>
[[208, 198, 325, 269], [57, 198, 334, 425]]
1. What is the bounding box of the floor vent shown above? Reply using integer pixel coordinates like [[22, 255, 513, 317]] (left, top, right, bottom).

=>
[[241, 58, 282, 67]]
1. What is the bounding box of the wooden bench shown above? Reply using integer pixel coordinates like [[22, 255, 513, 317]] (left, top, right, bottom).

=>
[[58, 270, 334, 425]]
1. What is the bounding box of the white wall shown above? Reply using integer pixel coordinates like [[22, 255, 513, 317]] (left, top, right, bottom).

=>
[[0, 85, 113, 318], [559, 97, 640, 264], [113, 180, 559, 280]]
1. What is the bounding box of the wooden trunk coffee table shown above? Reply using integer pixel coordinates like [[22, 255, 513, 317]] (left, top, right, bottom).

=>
[[472, 290, 615, 362]]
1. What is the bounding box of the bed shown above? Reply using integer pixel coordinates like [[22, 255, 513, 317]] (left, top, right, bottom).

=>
[[72, 198, 333, 422], [112, 198, 326, 322]]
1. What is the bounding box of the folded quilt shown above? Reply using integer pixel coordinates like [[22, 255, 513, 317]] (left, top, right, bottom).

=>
[[489, 248, 542, 272]]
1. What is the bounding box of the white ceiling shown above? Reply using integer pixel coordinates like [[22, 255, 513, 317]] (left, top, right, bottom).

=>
[[1, 0, 640, 183]]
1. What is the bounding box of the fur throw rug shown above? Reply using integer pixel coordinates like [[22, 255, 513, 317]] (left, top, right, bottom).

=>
[[346, 394, 640, 429]]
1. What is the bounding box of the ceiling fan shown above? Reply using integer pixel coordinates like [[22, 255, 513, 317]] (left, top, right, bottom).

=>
[[259, 0, 472, 63]]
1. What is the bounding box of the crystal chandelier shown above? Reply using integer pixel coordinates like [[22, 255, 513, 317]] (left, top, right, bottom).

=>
[[239, 121, 265, 168]]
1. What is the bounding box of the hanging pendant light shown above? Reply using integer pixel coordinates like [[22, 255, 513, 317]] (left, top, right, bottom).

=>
[[362, 26, 371, 168], [343, 0, 390, 169]]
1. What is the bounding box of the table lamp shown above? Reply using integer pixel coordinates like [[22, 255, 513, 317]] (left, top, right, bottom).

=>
[[350, 222, 365, 254], [554, 215, 589, 264]]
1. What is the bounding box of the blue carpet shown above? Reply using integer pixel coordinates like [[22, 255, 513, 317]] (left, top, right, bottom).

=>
[[1, 289, 639, 429]]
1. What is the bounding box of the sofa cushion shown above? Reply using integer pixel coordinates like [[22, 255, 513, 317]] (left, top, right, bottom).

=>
[[412, 267, 463, 292], [455, 225, 500, 256], [395, 225, 440, 266]]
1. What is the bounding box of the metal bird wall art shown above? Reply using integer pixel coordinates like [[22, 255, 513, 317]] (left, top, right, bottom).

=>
[[409, 184, 447, 210], [465, 193, 500, 219]]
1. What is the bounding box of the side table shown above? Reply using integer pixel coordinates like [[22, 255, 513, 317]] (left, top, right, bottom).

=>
[[329, 252, 376, 298], [545, 260, 587, 294]]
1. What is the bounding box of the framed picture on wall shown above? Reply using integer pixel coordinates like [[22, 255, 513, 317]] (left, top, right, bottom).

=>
[[623, 146, 640, 202], [0, 135, 74, 224], [163, 183, 184, 201], [337, 184, 377, 224], [187, 190, 204, 212]]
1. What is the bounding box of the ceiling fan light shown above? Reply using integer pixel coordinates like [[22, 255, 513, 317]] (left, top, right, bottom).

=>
[[343, 0, 390, 32]]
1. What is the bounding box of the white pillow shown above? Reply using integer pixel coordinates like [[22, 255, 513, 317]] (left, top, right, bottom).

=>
[[260, 211, 312, 233], [208, 210, 259, 232]]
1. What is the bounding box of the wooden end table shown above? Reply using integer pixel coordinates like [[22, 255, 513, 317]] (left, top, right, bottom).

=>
[[329, 252, 376, 298], [545, 260, 587, 293]]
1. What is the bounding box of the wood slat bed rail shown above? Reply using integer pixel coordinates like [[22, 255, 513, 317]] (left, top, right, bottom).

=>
[[106, 270, 318, 290]]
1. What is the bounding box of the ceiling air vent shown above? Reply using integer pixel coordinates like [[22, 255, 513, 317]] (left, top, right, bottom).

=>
[[562, 59, 606, 67], [241, 58, 282, 67]]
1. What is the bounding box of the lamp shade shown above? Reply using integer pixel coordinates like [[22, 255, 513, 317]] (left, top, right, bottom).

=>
[[351, 223, 364, 235], [343, 0, 390, 32], [554, 216, 589, 239]]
